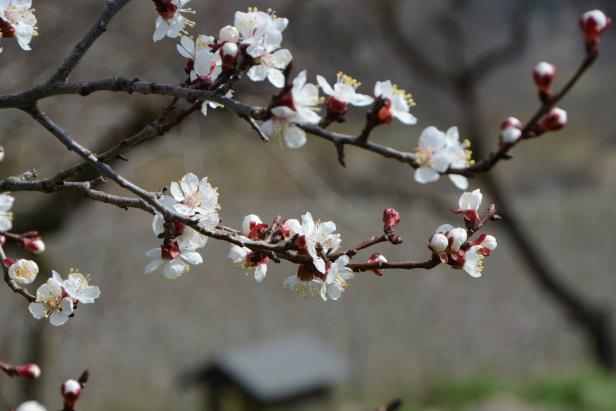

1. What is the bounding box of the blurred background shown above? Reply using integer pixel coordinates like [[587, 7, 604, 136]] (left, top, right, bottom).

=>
[[1, 0, 616, 410]]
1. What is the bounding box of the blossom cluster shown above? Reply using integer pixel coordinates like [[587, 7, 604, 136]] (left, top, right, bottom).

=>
[[27, 268, 100, 326], [428, 189, 497, 277], [145, 173, 219, 279]]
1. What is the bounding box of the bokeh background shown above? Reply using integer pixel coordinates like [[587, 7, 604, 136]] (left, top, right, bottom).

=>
[[1, 0, 616, 410]]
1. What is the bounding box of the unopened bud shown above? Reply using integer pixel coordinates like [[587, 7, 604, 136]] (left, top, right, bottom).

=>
[[242, 214, 263, 236], [221, 42, 239, 58], [429, 233, 449, 253], [383, 208, 400, 229], [533, 61, 556, 93], [15, 364, 41, 380], [580, 10, 611, 42], [219, 25, 239, 43], [0, 145, 4, 162], [540, 107, 567, 131], [499, 117, 523, 143], [366, 252, 387, 277], [23, 237, 45, 254], [449, 227, 467, 251], [481, 235, 497, 251], [61, 379, 81, 403]]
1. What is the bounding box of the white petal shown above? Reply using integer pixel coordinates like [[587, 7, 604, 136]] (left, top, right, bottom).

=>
[[145, 258, 164, 274], [449, 174, 469, 190], [49, 312, 69, 326], [267, 69, 286, 88], [78, 286, 100, 304], [350, 93, 374, 106], [316, 75, 335, 96], [28, 303, 46, 319], [247, 64, 268, 82], [254, 264, 267, 283], [163, 261, 186, 279], [394, 110, 417, 125], [284, 219, 301, 234], [421, 127, 446, 150], [180, 251, 203, 265], [283, 126, 307, 149], [414, 166, 440, 184], [169, 182, 184, 202]]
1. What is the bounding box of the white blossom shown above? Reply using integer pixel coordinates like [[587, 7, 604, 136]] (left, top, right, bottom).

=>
[[373, 80, 416, 125], [28, 277, 74, 326], [167, 173, 220, 228], [145, 241, 203, 280], [414, 126, 473, 190], [261, 70, 321, 148], [227, 245, 268, 283], [247, 48, 292, 88], [191, 46, 222, 84], [153, 0, 195, 42], [317, 72, 374, 107], [0, 192, 14, 231], [0, 0, 37, 51], [458, 189, 482, 212], [285, 212, 341, 273], [54, 270, 100, 305], [8, 259, 38, 285], [320, 255, 354, 301], [234, 8, 288, 58]]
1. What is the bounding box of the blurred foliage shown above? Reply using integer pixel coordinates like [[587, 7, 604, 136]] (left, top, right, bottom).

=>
[[395, 369, 616, 411]]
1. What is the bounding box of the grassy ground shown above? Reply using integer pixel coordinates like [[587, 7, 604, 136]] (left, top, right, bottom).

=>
[[395, 370, 616, 411]]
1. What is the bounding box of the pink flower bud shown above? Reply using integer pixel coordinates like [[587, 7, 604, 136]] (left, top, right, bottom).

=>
[[61, 379, 81, 403], [23, 237, 45, 254], [533, 62, 556, 93], [580, 10, 611, 42], [500, 117, 522, 131], [500, 117, 523, 144], [540, 107, 567, 131], [15, 364, 41, 380], [383, 208, 400, 229], [366, 252, 387, 277]]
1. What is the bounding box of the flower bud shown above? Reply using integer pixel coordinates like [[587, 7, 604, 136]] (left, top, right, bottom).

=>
[[500, 117, 523, 143], [8, 259, 38, 285], [0, 145, 4, 162], [219, 25, 239, 43], [383, 208, 400, 229], [540, 107, 567, 131], [15, 363, 41, 380], [23, 237, 45, 254], [533, 61, 556, 93], [221, 42, 239, 58], [366, 252, 387, 276], [16, 401, 47, 411], [449, 227, 467, 251], [61, 379, 82, 403], [242, 214, 263, 235], [481, 235, 497, 251], [429, 233, 449, 253], [580, 10, 611, 42]]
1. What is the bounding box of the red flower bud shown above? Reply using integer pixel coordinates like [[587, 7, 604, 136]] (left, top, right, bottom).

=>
[[377, 99, 394, 125], [540, 107, 567, 131], [23, 237, 45, 254], [366, 252, 387, 277], [61, 379, 82, 406], [533, 62, 556, 93], [15, 364, 41, 380], [383, 208, 400, 229], [580, 10, 611, 42]]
